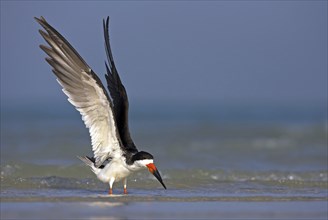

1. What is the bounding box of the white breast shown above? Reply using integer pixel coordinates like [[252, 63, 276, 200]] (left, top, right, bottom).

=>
[[96, 159, 132, 183]]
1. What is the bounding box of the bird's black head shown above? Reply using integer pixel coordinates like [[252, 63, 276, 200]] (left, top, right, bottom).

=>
[[131, 151, 166, 190], [131, 151, 153, 162]]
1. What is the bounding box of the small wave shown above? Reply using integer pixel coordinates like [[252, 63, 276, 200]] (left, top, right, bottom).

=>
[[1, 163, 327, 191]]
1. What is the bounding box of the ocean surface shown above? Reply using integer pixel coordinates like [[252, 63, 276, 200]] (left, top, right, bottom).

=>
[[1, 101, 327, 219]]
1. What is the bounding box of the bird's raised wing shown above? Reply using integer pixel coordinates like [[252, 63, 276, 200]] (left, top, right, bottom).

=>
[[103, 17, 138, 153], [35, 16, 123, 167]]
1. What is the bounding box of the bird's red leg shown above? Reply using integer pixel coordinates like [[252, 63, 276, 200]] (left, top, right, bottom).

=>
[[109, 177, 115, 195], [123, 178, 127, 194]]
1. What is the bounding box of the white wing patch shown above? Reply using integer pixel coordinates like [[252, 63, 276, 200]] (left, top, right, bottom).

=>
[[59, 70, 122, 165], [36, 17, 123, 166]]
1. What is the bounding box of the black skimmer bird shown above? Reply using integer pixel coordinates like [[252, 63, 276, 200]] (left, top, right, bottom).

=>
[[35, 16, 166, 194]]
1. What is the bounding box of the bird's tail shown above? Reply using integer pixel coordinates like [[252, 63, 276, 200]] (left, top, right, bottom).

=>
[[77, 156, 99, 174]]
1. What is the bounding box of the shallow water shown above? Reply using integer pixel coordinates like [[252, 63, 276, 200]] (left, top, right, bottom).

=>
[[1, 102, 327, 218], [3, 201, 327, 219]]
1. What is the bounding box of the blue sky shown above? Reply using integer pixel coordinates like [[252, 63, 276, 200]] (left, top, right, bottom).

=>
[[1, 1, 327, 108]]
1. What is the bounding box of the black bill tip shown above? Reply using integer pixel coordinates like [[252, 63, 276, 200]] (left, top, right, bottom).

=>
[[153, 169, 167, 189]]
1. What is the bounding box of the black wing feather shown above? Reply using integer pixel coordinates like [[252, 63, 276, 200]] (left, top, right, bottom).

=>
[[103, 17, 138, 153]]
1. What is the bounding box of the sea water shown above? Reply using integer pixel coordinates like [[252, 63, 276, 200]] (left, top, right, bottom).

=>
[[1, 101, 327, 219]]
